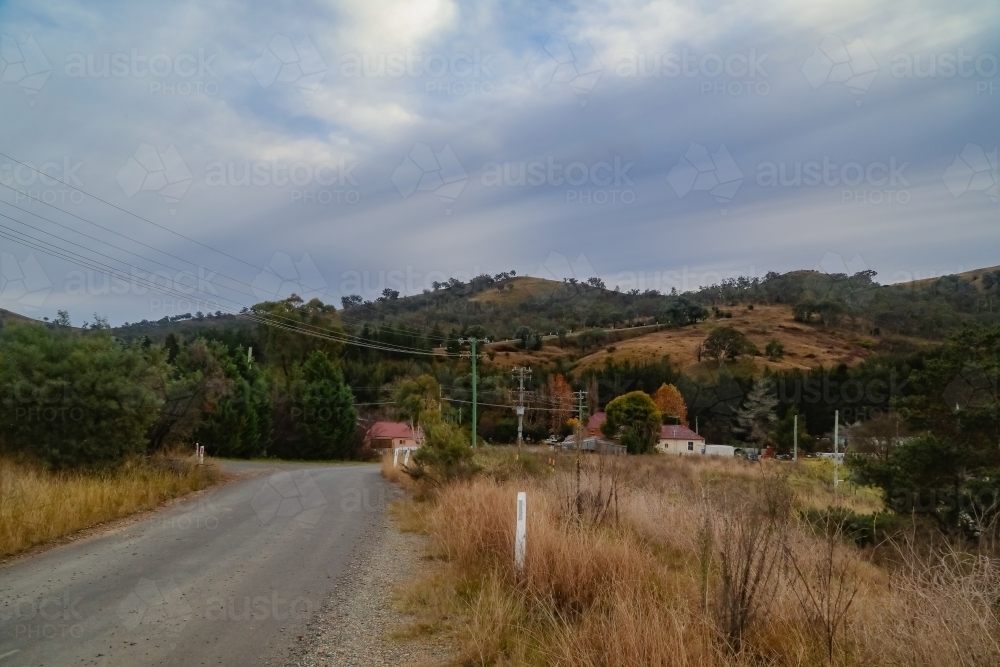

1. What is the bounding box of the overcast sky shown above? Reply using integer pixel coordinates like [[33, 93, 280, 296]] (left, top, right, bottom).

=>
[[0, 0, 997, 324]]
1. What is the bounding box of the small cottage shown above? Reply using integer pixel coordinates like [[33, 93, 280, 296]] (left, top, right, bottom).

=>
[[366, 422, 424, 452], [656, 425, 706, 455]]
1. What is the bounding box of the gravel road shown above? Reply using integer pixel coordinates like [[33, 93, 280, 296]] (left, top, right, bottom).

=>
[[0, 461, 400, 666], [280, 519, 454, 667]]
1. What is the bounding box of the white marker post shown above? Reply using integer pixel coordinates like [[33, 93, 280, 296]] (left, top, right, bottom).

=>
[[198, 445, 205, 465], [403, 449, 411, 466], [393, 448, 400, 468], [514, 492, 527, 574]]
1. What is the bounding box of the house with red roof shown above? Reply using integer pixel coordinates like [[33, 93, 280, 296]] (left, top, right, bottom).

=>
[[586, 411, 704, 455], [365, 421, 424, 451], [657, 424, 706, 455], [587, 412, 606, 436]]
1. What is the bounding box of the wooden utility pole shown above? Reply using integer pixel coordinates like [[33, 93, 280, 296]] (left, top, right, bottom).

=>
[[573, 389, 588, 518], [512, 366, 531, 453], [459, 337, 486, 447]]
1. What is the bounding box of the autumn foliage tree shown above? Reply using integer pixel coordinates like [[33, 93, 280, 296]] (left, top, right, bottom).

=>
[[547, 373, 574, 433], [653, 383, 688, 426]]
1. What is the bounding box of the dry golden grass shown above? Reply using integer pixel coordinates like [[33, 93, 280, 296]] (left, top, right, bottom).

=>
[[0, 455, 222, 559], [573, 304, 875, 374], [398, 452, 1000, 666], [468, 276, 565, 306]]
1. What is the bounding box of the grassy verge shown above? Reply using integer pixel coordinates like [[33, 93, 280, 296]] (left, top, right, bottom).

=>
[[386, 450, 1000, 666], [0, 455, 224, 559]]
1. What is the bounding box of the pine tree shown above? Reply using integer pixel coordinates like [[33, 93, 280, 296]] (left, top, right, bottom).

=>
[[292, 351, 358, 459], [734, 377, 778, 445]]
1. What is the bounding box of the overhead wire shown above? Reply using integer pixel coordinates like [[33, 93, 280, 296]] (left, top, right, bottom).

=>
[[0, 158, 455, 338], [0, 209, 458, 356]]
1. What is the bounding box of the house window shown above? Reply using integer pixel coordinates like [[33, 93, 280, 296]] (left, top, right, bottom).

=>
[[687, 441, 694, 451]]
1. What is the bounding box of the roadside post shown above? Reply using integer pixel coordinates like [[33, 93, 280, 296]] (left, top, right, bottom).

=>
[[833, 410, 840, 491], [793, 414, 798, 461], [515, 492, 527, 574]]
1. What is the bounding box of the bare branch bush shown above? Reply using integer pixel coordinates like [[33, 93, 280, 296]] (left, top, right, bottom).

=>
[[712, 474, 792, 654], [785, 515, 861, 665]]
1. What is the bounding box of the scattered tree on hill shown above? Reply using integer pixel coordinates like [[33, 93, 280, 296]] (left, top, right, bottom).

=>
[[579, 327, 607, 351], [602, 391, 661, 454], [653, 383, 688, 427], [703, 326, 750, 365], [515, 325, 533, 349], [341, 294, 363, 309], [765, 338, 785, 361]]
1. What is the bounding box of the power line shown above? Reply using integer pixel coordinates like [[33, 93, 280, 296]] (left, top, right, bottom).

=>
[[0, 159, 452, 339], [0, 213, 445, 355], [0, 214, 457, 357]]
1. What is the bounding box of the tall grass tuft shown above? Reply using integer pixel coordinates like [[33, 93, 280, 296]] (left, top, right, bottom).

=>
[[0, 455, 221, 559], [404, 451, 1000, 666]]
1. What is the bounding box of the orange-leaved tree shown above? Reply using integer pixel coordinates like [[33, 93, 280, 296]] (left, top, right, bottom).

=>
[[653, 383, 688, 427], [547, 373, 575, 434]]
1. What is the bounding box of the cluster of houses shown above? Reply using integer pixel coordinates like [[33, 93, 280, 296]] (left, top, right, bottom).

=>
[[362, 411, 715, 456], [563, 412, 707, 455]]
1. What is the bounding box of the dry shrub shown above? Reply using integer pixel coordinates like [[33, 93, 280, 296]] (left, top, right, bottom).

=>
[[713, 485, 788, 655]]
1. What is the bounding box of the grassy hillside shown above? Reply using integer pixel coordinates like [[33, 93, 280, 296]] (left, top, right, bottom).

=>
[[88, 263, 999, 379]]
